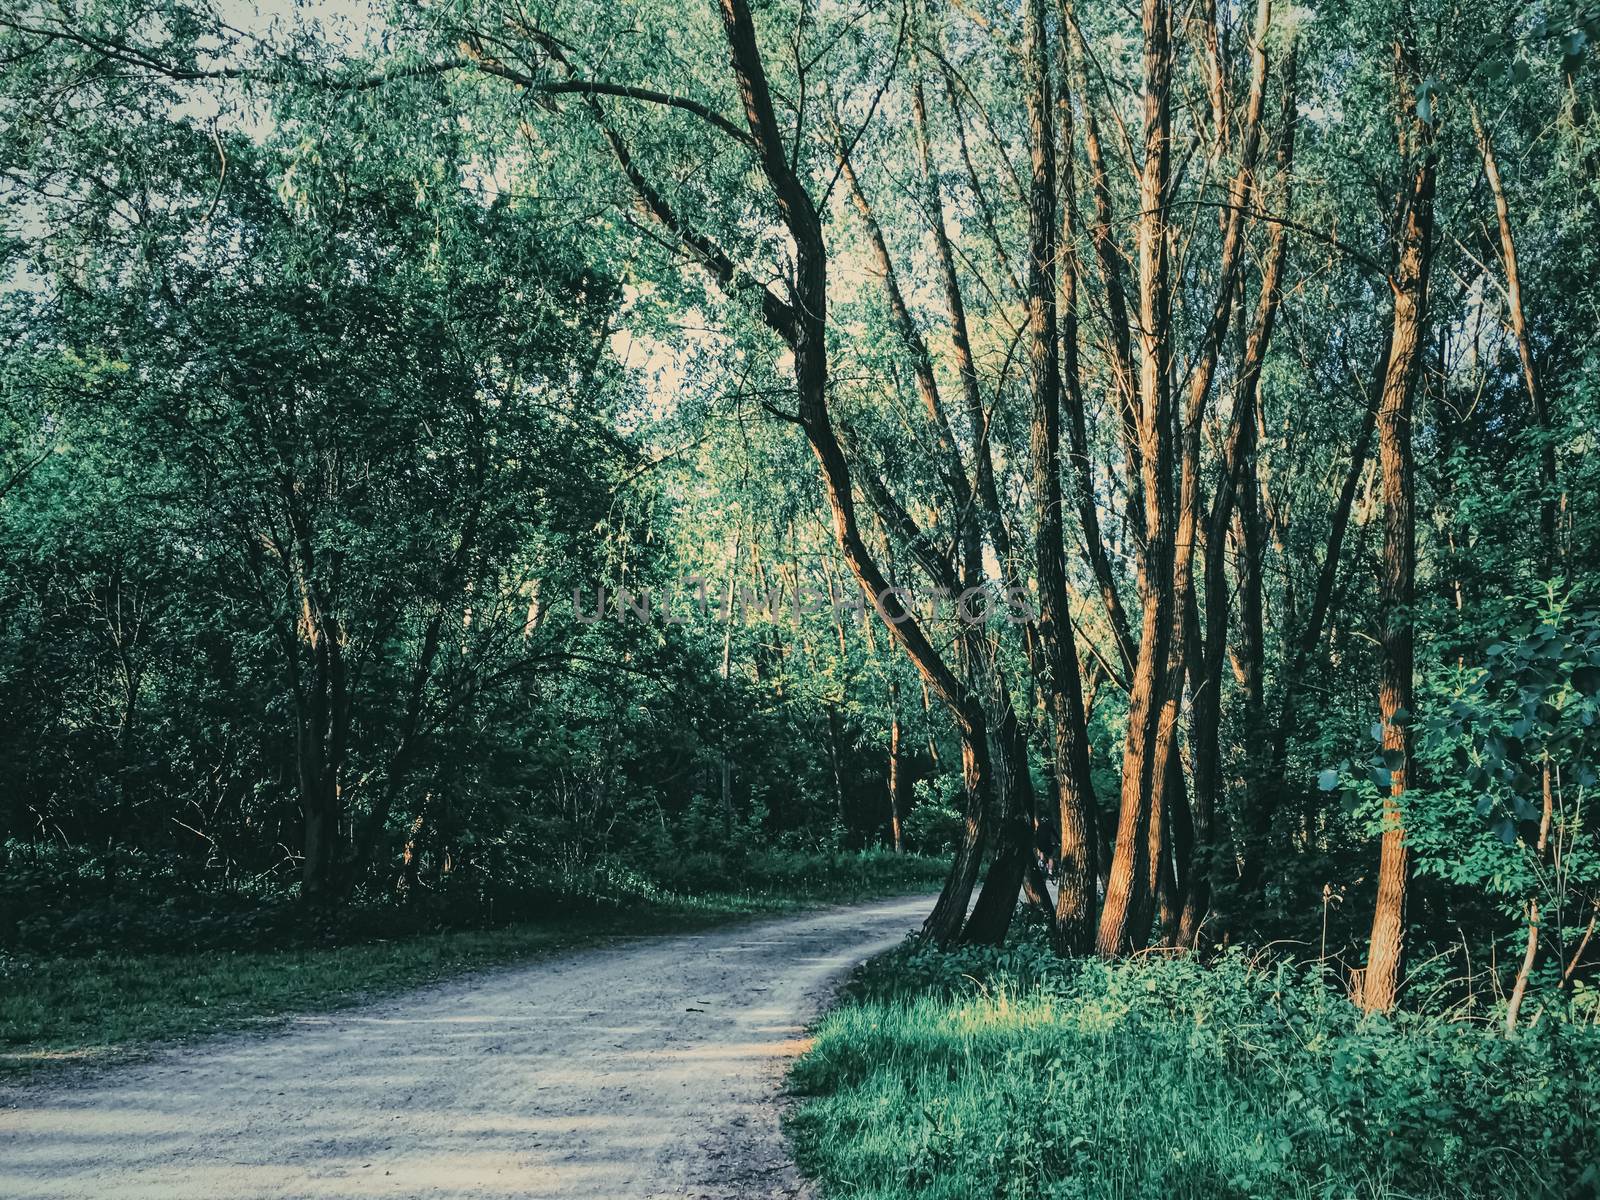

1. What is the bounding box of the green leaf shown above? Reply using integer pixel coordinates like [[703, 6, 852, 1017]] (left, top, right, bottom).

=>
[[1492, 818, 1517, 845], [1318, 768, 1341, 792]]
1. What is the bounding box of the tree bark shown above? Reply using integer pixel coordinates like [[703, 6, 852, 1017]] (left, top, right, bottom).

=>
[[1140, 0, 1277, 948], [1470, 103, 1557, 569], [1052, 10, 1135, 679], [962, 672, 1039, 945], [1358, 34, 1436, 1014], [280, 486, 350, 907], [1506, 748, 1557, 1031], [1013, 0, 1100, 954], [888, 677, 906, 852], [1182, 43, 1298, 945], [1096, 0, 1175, 958]]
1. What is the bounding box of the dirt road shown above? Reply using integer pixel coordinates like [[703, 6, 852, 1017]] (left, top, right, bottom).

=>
[[0, 893, 934, 1200]]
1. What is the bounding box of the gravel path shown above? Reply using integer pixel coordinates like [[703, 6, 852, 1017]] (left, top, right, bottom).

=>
[[0, 893, 934, 1200]]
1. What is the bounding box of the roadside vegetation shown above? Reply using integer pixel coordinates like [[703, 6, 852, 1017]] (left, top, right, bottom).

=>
[[790, 931, 1600, 1200], [1, 847, 944, 1081]]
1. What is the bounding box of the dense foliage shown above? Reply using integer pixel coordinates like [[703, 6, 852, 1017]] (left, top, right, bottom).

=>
[[0, 0, 1598, 1184], [0, 13, 926, 937]]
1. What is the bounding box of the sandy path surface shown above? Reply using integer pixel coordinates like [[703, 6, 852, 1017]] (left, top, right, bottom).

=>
[[0, 893, 934, 1200]]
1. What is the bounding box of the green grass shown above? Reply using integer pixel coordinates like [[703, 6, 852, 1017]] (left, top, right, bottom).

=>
[[788, 940, 1600, 1200], [0, 851, 946, 1084]]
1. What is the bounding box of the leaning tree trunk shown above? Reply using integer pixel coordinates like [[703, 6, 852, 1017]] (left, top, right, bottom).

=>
[[835, 91, 1022, 942], [712, 0, 997, 946], [566, 0, 1007, 947], [1471, 103, 1557, 569]]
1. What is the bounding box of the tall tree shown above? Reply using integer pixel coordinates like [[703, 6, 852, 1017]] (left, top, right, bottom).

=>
[[1358, 18, 1437, 1014]]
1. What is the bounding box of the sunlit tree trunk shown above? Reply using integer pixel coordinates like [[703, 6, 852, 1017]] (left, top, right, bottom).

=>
[[1140, 0, 1277, 947], [1358, 32, 1436, 1014], [1183, 44, 1298, 945], [1471, 104, 1557, 569], [1097, 0, 1175, 958]]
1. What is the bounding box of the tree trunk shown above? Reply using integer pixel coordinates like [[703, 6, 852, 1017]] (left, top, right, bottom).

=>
[[1183, 46, 1298, 944], [1053, 10, 1135, 679], [1358, 36, 1436, 1014], [963, 676, 1037, 945], [923, 731, 993, 944], [1019, 0, 1099, 954], [1470, 103, 1557, 569], [713, 0, 996, 945], [888, 678, 906, 852], [1097, 0, 1175, 958], [1506, 752, 1557, 1031], [1141, 0, 1277, 949], [825, 702, 848, 828], [720, 531, 742, 833]]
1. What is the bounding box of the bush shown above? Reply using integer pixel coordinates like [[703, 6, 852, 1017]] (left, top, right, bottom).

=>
[[0, 836, 945, 957], [904, 777, 965, 857]]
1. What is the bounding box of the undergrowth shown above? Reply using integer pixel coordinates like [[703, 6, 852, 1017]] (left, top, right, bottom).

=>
[[789, 933, 1600, 1200]]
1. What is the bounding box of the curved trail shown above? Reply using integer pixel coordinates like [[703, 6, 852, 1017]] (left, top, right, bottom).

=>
[[0, 893, 934, 1200]]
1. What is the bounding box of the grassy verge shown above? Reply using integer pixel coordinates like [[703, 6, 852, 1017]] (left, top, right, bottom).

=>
[[788, 934, 1600, 1200], [1, 851, 945, 1084]]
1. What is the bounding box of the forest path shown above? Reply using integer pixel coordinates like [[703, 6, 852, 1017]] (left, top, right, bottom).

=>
[[0, 893, 935, 1200]]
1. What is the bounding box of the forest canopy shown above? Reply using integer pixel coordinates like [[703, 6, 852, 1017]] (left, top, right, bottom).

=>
[[1, 0, 1598, 1037]]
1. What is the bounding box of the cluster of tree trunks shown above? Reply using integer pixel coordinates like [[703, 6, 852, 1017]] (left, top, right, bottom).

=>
[[557, 0, 1355, 976], [454, 0, 1481, 1009]]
